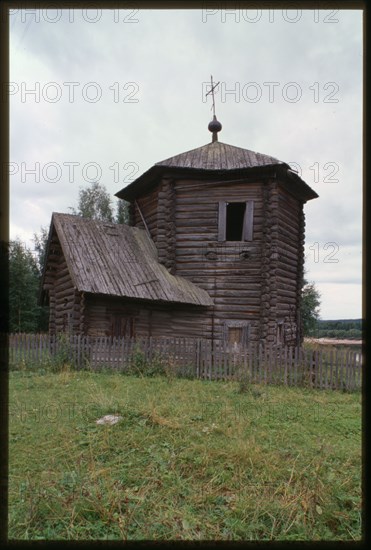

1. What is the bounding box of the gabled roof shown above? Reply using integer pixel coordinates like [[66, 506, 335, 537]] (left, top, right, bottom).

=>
[[43, 213, 213, 307], [116, 139, 318, 202]]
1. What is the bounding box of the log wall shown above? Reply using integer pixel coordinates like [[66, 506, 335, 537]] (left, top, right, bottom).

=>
[[83, 294, 209, 339], [276, 187, 304, 345], [45, 230, 83, 336], [172, 178, 268, 343], [157, 179, 176, 272], [258, 180, 279, 344], [131, 176, 305, 346], [44, 173, 305, 346], [132, 185, 159, 241]]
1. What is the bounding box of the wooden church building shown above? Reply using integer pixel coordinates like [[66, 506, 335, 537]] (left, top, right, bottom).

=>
[[41, 112, 318, 347]]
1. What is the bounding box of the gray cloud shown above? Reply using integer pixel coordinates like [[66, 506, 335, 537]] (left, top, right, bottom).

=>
[[9, 8, 362, 319]]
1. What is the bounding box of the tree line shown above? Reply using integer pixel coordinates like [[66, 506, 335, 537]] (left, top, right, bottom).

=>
[[9, 182, 321, 335], [9, 183, 129, 333], [307, 319, 362, 340]]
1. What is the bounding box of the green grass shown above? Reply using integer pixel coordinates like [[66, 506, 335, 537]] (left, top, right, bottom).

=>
[[9, 368, 362, 541]]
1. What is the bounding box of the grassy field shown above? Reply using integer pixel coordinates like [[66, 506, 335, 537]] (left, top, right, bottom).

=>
[[9, 367, 362, 541]]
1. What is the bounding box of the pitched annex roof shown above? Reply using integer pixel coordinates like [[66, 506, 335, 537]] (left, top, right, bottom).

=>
[[116, 139, 318, 202], [47, 213, 213, 307]]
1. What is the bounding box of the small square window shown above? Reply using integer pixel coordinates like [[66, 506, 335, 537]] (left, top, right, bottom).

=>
[[228, 326, 243, 345], [224, 321, 249, 347]]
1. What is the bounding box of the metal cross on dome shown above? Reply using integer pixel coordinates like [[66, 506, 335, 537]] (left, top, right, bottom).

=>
[[205, 75, 220, 118]]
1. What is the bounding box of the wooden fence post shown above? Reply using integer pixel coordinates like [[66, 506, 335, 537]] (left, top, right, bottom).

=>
[[7, 334, 361, 391]]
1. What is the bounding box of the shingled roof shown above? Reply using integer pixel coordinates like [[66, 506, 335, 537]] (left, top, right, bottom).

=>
[[116, 139, 317, 202], [156, 141, 283, 170], [43, 213, 213, 307]]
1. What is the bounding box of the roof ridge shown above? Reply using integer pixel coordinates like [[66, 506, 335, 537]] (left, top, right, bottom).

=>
[[155, 141, 283, 169], [53, 212, 127, 228]]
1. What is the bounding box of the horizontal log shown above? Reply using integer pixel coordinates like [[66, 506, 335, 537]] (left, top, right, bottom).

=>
[[278, 289, 298, 299], [276, 260, 298, 273], [278, 191, 301, 211], [276, 279, 297, 292], [175, 242, 263, 250], [208, 303, 261, 313], [278, 225, 300, 245], [48, 253, 62, 261], [55, 299, 75, 310], [55, 293, 75, 305], [177, 261, 261, 269], [276, 304, 297, 314], [55, 279, 75, 293], [275, 239, 300, 257], [55, 267, 70, 280], [55, 269, 73, 283], [137, 197, 157, 207], [176, 190, 261, 201], [208, 291, 262, 300], [277, 209, 301, 226], [174, 263, 262, 272]]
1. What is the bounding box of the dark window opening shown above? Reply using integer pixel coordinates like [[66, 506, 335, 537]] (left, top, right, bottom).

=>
[[218, 200, 254, 242], [226, 202, 246, 241]]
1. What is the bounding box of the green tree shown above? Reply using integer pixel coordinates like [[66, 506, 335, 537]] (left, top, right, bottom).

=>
[[300, 278, 321, 336], [69, 181, 114, 222], [9, 239, 43, 332], [115, 198, 130, 224], [33, 226, 49, 276], [68, 182, 130, 224], [32, 227, 50, 331]]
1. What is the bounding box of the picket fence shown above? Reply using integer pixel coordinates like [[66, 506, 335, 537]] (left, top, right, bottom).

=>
[[8, 333, 362, 392]]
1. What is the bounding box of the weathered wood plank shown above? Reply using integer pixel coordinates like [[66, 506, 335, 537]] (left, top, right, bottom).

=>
[[218, 201, 226, 242], [243, 200, 254, 241], [9, 336, 360, 392]]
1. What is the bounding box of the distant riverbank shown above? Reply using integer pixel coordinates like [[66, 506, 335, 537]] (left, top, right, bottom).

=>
[[305, 337, 363, 346]]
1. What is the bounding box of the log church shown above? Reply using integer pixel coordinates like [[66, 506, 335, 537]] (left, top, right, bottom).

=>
[[41, 92, 318, 347]]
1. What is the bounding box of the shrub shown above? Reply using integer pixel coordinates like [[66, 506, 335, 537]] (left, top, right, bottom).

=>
[[126, 344, 166, 377]]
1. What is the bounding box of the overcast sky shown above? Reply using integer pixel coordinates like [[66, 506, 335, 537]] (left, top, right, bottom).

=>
[[9, 8, 362, 320]]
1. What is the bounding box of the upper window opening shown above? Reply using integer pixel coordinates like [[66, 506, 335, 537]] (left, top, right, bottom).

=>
[[226, 202, 246, 241], [218, 200, 254, 242]]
